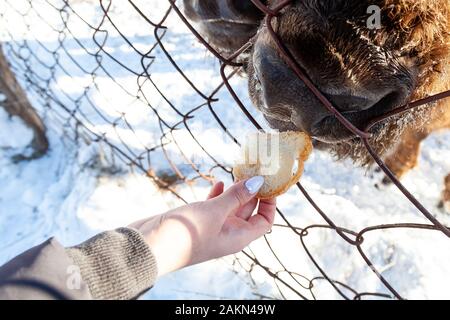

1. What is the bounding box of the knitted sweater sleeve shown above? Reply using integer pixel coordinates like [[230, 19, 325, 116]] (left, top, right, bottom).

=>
[[0, 228, 158, 300], [66, 228, 158, 300]]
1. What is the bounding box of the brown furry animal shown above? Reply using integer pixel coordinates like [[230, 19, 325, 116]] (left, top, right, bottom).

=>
[[184, 0, 450, 210], [441, 174, 450, 212], [0, 45, 48, 160]]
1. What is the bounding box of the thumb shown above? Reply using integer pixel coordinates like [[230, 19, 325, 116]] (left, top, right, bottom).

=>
[[214, 176, 265, 212]]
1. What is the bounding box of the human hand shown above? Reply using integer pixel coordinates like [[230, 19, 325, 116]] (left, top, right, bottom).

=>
[[129, 176, 276, 277]]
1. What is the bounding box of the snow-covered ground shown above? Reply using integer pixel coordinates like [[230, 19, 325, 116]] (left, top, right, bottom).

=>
[[1, 0, 450, 300]]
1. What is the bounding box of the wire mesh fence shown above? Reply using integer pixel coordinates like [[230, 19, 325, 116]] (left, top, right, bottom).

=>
[[1, 0, 450, 300]]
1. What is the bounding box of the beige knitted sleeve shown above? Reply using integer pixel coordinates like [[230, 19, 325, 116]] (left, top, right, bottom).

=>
[[66, 227, 158, 300]]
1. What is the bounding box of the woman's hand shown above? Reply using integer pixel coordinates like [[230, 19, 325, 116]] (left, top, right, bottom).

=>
[[129, 176, 276, 277]]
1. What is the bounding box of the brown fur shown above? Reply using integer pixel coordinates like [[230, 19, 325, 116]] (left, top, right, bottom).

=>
[[444, 174, 450, 205], [262, 0, 450, 163], [185, 0, 450, 208], [380, 0, 450, 186]]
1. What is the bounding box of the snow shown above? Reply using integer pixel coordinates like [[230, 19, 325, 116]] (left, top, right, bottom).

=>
[[0, 0, 450, 300], [0, 108, 34, 152]]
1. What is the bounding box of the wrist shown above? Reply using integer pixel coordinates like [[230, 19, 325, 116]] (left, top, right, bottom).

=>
[[135, 214, 193, 277]]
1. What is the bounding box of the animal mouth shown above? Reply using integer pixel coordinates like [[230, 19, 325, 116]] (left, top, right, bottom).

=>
[[310, 92, 404, 143], [206, 20, 260, 32], [205, 19, 259, 27], [202, 20, 259, 50]]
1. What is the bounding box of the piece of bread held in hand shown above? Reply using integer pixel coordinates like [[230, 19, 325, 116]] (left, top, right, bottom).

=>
[[233, 131, 313, 199]]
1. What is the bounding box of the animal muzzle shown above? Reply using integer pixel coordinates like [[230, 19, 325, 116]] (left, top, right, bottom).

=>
[[250, 38, 416, 143]]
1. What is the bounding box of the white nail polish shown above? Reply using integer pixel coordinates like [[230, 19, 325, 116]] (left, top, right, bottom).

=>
[[245, 176, 265, 194]]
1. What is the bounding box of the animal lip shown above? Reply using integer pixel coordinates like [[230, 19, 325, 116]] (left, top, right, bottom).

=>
[[310, 92, 404, 143], [207, 20, 259, 30], [311, 115, 359, 143], [206, 19, 259, 27], [204, 20, 259, 48]]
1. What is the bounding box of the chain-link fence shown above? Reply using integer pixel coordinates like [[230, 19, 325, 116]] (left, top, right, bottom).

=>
[[1, 0, 450, 300]]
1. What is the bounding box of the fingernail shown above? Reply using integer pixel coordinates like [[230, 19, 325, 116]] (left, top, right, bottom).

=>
[[245, 176, 265, 194]]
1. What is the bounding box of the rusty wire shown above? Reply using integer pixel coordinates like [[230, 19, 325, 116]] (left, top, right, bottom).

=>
[[1, 0, 450, 300]]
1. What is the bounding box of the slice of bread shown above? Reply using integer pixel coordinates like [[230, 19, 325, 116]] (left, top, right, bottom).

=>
[[233, 131, 313, 199]]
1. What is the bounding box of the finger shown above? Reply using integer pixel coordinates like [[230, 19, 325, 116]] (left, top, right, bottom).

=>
[[214, 176, 265, 212], [235, 198, 258, 220], [246, 198, 277, 239], [207, 181, 224, 200], [256, 198, 277, 223]]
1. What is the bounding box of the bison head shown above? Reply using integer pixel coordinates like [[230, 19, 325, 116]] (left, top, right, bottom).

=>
[[184, 0, 450, 163]]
